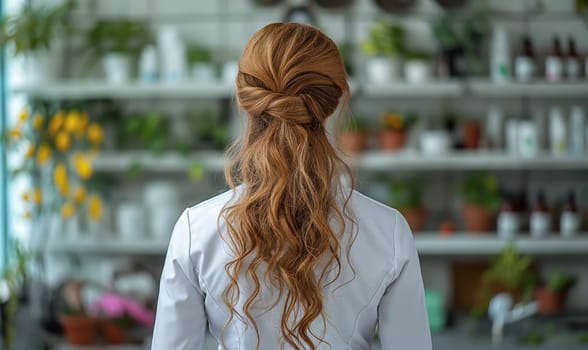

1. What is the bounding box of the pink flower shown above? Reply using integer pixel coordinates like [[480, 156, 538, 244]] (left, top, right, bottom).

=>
[[92, 292, 155, 328]]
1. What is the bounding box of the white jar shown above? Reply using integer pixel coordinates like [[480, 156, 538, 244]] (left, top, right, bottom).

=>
[[116, 203, 147, 240], [420, 130, 451, 156], [404, 60, 431, 83], [103, 53, 132, 84], [530, 212, 551, 238], [560, 211, 580, 238], [139, 45, 158, 83], [365, 57, 401, 83], [497, 212, 520, 239]]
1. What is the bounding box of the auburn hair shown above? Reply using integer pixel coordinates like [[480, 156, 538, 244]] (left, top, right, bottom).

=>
[[219, 23, 354, 350]]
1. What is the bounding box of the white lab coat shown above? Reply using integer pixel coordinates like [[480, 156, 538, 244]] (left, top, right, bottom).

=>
[[152, 188, 432, 350]]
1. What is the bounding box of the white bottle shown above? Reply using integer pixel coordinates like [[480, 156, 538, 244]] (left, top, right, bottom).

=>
[[560, 191, 580, 238], [545, 37, 564, 82], [530, 192, 550, 238], [158, 26, 187, 82], [549, 107, 567, 156], [139, 45, 158, 83], [490, 25, 511, 84], [486, 106, 504, 149], [497, 200, 520, 239], [506, 120, 520, 156], [570, 106, 586, 156], [518, 120, 538, 158]]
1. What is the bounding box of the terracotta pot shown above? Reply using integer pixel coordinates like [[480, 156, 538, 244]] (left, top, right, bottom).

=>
[[102, 321, 128, 344], [439, 220, 456, 235], [400, 207, 427, 232], [462, 204, 495, 233], [340, 131, 368, 154], [535, 287, 566, 315], [378, 129, 406, 150], [463, 121, 481, 150], [60, 315, 97, 345]]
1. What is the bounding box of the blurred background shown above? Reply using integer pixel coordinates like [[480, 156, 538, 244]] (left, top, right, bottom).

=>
[[1, 0, 588, 349]]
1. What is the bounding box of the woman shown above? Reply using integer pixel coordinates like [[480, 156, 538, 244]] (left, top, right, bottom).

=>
[[152, 23, 431, 350]]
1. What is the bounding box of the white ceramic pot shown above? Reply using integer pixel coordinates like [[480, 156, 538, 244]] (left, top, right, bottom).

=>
[[365, 57, 401, 83], [103, 53, 133, 84], [22, 50, 61, 84], [116, 202, 146, 240], [420, 130, 451, 156], [404, 60, 432, 83]]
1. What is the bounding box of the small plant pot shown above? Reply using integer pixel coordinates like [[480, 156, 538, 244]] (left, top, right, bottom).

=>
[[340, 131, 368, 154], [60, 315, 97, 346], [103, 53, 132, 84], [400, 207, 427, 232], [365, 57, 401, 83], [102, 321, 128, 345], [420, 130, 452, 156], [404, 60, 432, 83], [378, 129, 406, 151], [535, 287, 566, 315], [462, 204, 495, 233], [463, 121, 482, 150]]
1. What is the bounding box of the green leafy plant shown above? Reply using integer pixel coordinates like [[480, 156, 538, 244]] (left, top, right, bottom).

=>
[[473, 244, 536, 317], [187, 46, 213, 64], [86, 19, 151, 54], [404, 50, 432, 61], [361, 20, 405, 58], [547, 272, 576, 293], [389, 179, 422, 210], [190, 110, 229, 150], [459, 172, 501, 212], [1, 243, 30, 349], [0, 0, 75, 56], [341, 118, 369, 132], [119, 113, 171, 153]]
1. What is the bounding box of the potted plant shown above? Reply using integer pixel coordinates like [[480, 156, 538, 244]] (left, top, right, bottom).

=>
[[86, 20, 151, 84], [187, 46, 215, 81], [389, 179, 427, 232], [378, 112, 416, 151], [339, 118, 369, 154], [463, 119, 482, 150], [59, 281, 98, 345], [361, 20, 405, 82], [404, 50, 433, 83], [459, 172, 501, 233], [534, 272, 576, 315], [0, 0, 75, 83]]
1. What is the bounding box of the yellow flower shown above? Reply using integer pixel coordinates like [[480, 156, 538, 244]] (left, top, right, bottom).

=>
[[76, 112, 90, 139], [18, 108, 29, 122], [73, 153, 93, 180], [55, 132, 71, 152], [22, 192, 30, 202], [382, 113, 404, 130], [54, 162, 70, 197], [33, 188, 43, 205], [87, 123, 104, 145], [25, 145, 35, 159], [32, 114, 44, 129], [9, 128, 22, 140], [73, 186, 86, 204], [88, 194, 102, 221], [48, 111, 65, 135], [36, 144, 51, 166], [24, 211, 32, 220], [65, 110, 81, 133], [61, 202, 75, 219]]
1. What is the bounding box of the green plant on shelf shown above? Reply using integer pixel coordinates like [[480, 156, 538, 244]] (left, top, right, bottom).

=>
[[361, 20, 405, 58], [190, 109, 229, 150], [187, 46, 213, 65], [459, 172, 501, 212], [473, 244, 536, 317], [0, 0, 75, 57], [404, 50, 432, 62], [119, 112, 171, 153], [389, 179, 423, 210], [86, 19, 151, 55], [341, 117, 369, 132], [547, 271, 576, 293]]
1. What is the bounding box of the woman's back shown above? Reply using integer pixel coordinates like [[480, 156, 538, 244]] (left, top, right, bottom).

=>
[[153, 187, 431, 349]]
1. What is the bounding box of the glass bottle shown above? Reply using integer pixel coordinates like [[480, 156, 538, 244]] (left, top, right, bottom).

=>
[[530, 191, 551, 238], [545, 37, 564, 82], [560, 190, 580, 238], [566, 36, 581, 80], [515, 36, 535, 82]]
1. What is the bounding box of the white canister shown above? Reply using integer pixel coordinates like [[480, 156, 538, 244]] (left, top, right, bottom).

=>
[[116, 203, 147, 240], [103, 53, 132, 84], [570, 106, 586, 156], [420, 130, 451, 156], [549, 107, 567, 156], [530, 212, 551, 238], [517, 121, 538, 158], [404, 60, 431, 84], [365, 57, 401, 83], [560, 211, 580, 238]]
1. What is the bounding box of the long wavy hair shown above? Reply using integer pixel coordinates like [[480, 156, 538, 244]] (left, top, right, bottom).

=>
[[219, 23, 355, 350]]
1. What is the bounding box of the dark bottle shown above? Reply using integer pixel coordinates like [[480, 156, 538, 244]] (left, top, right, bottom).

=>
[[561, 190, 580, 237], [566, 36, 581, 80], [530, 191, 551, 237], [515, 36, 536, 82], [546, 37, 563, 82]]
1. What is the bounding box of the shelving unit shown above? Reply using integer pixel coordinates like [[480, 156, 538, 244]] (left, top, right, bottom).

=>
[[467, 79, 588, 98], [94, 151, 226, 173], [54, 345, 145, 350], [46, 233, 588, 256], [360, 80, 463, 97]]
